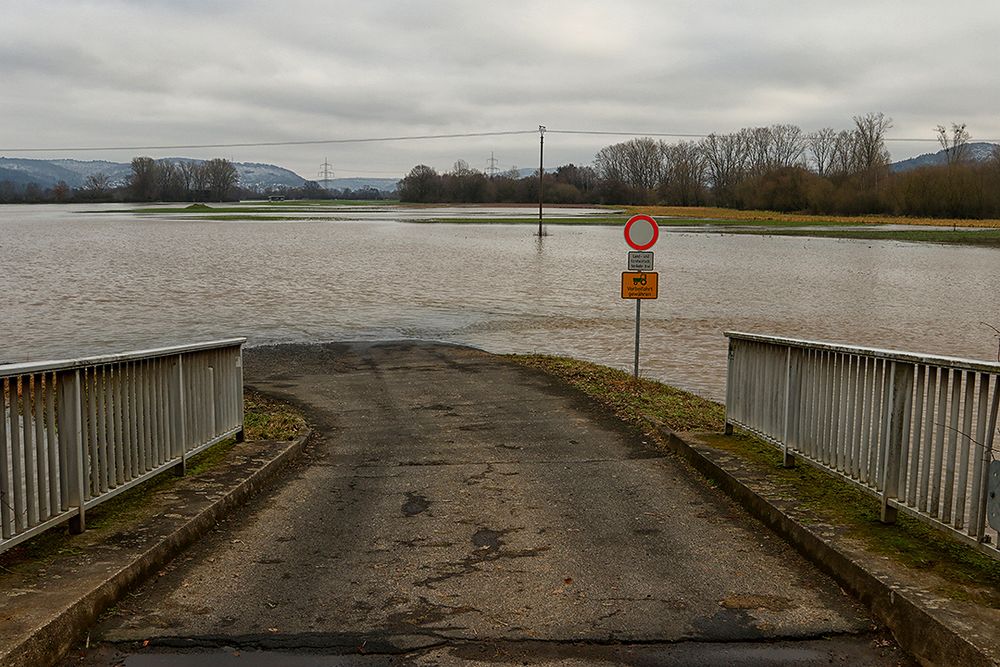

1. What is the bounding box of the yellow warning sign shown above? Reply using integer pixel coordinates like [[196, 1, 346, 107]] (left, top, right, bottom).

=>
[[621, 272, 658, 299]]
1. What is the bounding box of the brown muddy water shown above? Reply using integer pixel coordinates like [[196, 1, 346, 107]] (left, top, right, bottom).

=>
[[2, 204, 998, 400]]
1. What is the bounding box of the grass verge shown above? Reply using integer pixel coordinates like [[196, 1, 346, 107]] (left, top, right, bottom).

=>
[[509, 353, 1000, 608], [625, 205, 1000, 229], [0, 389, 306, 571]]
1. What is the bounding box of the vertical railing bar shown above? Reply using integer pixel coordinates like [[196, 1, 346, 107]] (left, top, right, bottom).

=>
[[920, 366, 939, 512], [870, 359, 886, 488], [750, 343, 758, 432], [804, 349, 816, 458], [814, 351, 826, 464], [859, 358, 875, 485], [790, 348, 801, 452], [33, 374, 49, 521], [111, 364, 122, 486], [840, 355, 853, 474], [896, 362, 915, 502], [45, 372, 59, 514], [61, 370, 86, 534], [724, 338, 735, 433], [114, 362, 126, 485], [907, 365, 926, 507], [121, 362, 133, 482], [955, 370, 975, 530], [850, 356, 866, 480], [159, 358, 170, 466], [773, 345, 782, 439], [881, 361, 912, 523], [969, 372, 991, 536], [129, 361, 140, 478], [209, 364, 218, 441], [10, 377, 26, 533], [145, 359, 155, 470], [151, 359, 162, 466], [23, 376, 38, 528], [821, 351, 833, 465], [781, 347, 792, 466], [942, 371, 962, 523], [86, 369, 99, 499], [878, 358, 891, 485], [196, 353, 204, 446], [94, 367, 106, 493], [0, 378, 11, 539], [930, 368, 949, 517], [833, 353, 845, 471], [235, 345, 245, 440], [974, 375, 1000, 542], [137, 360, 147, 474]]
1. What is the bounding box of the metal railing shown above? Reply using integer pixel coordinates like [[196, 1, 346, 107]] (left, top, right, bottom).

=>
[[725, 332, 1000, 557], [0, 339, 245, 554]]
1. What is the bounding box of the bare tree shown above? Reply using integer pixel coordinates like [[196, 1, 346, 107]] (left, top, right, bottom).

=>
[[852, 112, 893, 185], [742, 126, 773, 175], [203, 158, 239, 202], [828, 130, 859, 177], [84, 172, 112, 194], [661, 141, 706, 205], [128, 156, 160, 201], [936, 122, 970, 166], [807, 128, 838, 176], [769, 124, 805, 168], [700, 132, 746, 206], [594, 137, 666, 191]]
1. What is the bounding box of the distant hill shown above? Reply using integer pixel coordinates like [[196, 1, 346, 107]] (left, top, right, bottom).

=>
[[890, 142, 998, 172], [0, 157, 307, 191]]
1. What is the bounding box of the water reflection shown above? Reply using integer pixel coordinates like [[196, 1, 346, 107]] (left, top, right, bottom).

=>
[[1, 204, 998, 400]]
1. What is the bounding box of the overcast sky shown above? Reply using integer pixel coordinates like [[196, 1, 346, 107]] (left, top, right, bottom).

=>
[[2, 0, 998, 179]]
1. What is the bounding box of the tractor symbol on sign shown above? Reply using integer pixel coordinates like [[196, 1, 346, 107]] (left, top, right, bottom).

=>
[[632, 274, 647, 286]]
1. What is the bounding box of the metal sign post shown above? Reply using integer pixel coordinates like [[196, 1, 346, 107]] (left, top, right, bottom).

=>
[[634, 299, 641, 378], [622, 215, 660, 378]]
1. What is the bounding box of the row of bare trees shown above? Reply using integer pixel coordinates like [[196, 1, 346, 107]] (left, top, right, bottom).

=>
[[594, 112, 895, 206], [127, 157, 239, 202], [400, 113, 1000, 218]]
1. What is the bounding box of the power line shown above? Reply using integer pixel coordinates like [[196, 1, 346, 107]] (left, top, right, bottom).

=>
[[547, 129, 997, 143], [0, 129, 538, 153], [2, 126, 994, 155]]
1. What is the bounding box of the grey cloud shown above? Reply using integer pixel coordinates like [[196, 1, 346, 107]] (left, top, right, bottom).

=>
[[1, 0, 999, 176]]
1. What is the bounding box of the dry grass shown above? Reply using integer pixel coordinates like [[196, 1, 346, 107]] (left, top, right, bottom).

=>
[[625, 205, 1000, 228]]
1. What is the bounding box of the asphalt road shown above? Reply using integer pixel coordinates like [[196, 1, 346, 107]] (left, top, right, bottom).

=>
[[69, 342, 911, 666]]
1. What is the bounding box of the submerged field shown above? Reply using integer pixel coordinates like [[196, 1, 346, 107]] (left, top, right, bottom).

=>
[[109, 201, 1000, 247]]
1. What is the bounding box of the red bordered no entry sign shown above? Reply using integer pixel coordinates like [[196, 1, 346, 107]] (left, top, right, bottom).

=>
[[623, 214, 659, 250]]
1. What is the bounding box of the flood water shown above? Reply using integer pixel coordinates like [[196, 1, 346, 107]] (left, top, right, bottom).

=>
[[2, 203, 998, 400]]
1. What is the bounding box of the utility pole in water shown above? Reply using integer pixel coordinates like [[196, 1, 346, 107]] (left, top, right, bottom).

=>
[[538, 125, 545, 237]]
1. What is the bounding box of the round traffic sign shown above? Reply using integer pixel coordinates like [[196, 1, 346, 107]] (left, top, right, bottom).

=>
[[624, 214, 659, 250]]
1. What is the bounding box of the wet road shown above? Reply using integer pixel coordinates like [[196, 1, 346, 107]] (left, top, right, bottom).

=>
[[64, 342, 911, 665]]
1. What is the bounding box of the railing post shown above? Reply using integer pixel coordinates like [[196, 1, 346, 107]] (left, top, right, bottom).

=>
[[235, 346, 245, 443], [58, 370, 86, 534], [724, 337, 735, 436], [171, 356, 187, 476], [881, 361, 913, 524]]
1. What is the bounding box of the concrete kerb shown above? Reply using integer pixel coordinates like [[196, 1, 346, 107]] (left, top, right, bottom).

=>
[[657, 426, 995, 667], [0, 430, 311, 667]]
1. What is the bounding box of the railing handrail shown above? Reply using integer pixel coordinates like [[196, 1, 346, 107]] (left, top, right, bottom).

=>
[[725, 331, 1000, 375], [0, 338, 247, 378]]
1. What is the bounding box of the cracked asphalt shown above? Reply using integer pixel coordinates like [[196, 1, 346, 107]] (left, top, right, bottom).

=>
[[67, 342, 911, 665]]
